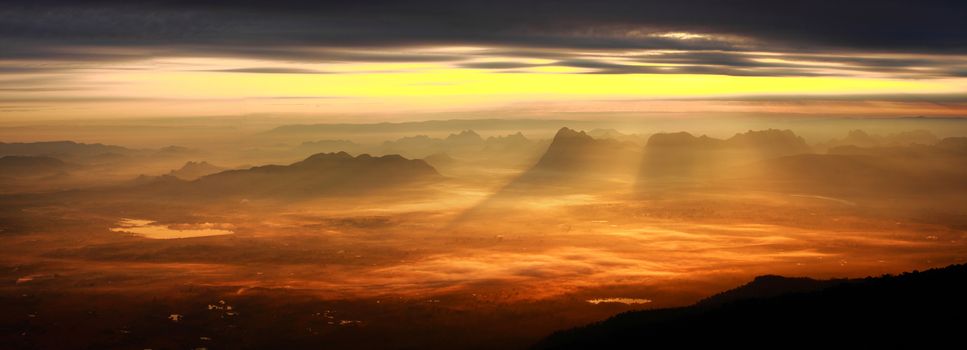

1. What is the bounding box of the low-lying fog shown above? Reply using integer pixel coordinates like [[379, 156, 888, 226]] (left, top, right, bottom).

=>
[[1, 117, 966, 349]]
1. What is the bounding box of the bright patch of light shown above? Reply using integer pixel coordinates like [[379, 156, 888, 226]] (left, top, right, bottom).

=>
[[652, 32, 711, 40]]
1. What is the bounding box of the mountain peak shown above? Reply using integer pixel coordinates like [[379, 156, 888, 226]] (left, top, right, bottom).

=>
[[494, 131, 527, 141], [526, 127, 641, 177], [544, 128, 597, 153], [168, 160, 224, 180], [160, 152, 439, 199], [446, 130, 483, 142], [848, 129, 872, 139], [646, 131, 708, 148], [695, 274, 838, 307], [727, 129, 810, 154], [553, 127, 592, 141], [304, 151, 354, 161]]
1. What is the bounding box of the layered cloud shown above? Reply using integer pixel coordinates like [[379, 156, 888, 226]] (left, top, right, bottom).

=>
[[1, 0, 966, 119]]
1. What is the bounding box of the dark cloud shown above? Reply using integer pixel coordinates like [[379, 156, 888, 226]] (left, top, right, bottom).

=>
[[458, 62, 545, 70], [578, 65, 831, 77], [4, 1, 966, 51], [450, 52, 966, 78], [0, 1, 965, 78], [624, 93, 967, 106], [209, 67, 331, 74]]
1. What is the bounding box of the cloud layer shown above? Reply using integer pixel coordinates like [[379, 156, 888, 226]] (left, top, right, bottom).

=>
[[2, 0, 966, 77], [1, 1, 966, 119]]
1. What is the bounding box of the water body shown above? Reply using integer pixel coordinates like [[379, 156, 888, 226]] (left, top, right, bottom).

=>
[[111, 218, 234, 239], [586, 298, 653, 305]]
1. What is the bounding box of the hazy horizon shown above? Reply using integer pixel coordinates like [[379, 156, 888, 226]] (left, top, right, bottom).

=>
[[2, 1, 966, 349]]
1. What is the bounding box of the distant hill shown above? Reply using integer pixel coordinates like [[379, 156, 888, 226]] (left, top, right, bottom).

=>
[[373, 130, 547, 167], [827, 136, 967, 158], [635, 129, 967, 199], [817, 129, 939, 150], [296, 139, 364, 155], [694, 275, 844, 307], [0, 141, 205, 167], [756, 138, 967, 195], [379, 130, 504, 157], [422, 153, 458, 168], [140, 152, 440, 199], [938, 136, 967, 153], [530, 127, 641, 174], [453, 127, 641, 218], [378, 135, 444, 158], [152, 145, 202, 158], [0, 155, 71, 177], [260, 119, 618, 138], [645, 129, 809, 155], [635, 134, 967, 197], [586, 128, 648, 145], [639, 129, 811, 180], [445, 129, 484, 146], [0, 141, 133, 159], [166, 161, 226, 180], [726, 129, 811, 156], [536, 263, 967, 349], [645, 131, 725, 150], [488, 127, 643, 195]]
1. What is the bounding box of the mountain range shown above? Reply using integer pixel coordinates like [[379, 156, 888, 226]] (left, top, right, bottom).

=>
[[536, 263, 967, 349], [139, 152, 441, 199], [491, 127, 643, 196], [816, 129, 939, 151], [639, 129, 811, 180], [0, 155, 72, 178], [166, 161, 226, 180]]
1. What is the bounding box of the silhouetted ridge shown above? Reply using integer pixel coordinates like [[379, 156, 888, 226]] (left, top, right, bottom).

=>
[[482, 132, 534, 153], [0, 155, 70, 177], [759, 139, 967, 195], [532, 127, 632, 172], [727, 129, 811, 155], [297, 139, 364, 155], [298, 151, 355, 163], [142, 152, 439, 199], [491, 131, 527, 142], [818, 129, 939, 150], [481, 127, 642, 197], [638, 129, 812, 183], [167, 161, 224, 180], [0, 141, 133, 158], [533, 128, 591, 167], [586, 128, 647, 144], [552, 127, 593, 142], [645, 132, 722, 149], [373, 129, 544, 161], [536, 263, 967, 349], [423, 153, 457, 168], [446, 130, 484, 144], [938, 136, 967, 153], [696, 274, 842, 307], [645, 129, 809, 154], [237, 152, 434, 174], [639, 132, 724, 180]]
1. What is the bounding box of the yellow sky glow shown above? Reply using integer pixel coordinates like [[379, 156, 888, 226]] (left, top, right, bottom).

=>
[[2, 55, 966, 120]]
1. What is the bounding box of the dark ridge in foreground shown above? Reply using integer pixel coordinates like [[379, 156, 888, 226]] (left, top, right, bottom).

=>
[[536, 263, 967, 349]]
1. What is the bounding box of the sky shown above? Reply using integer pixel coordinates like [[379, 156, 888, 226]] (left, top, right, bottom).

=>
[[1, 0, 966, 121]]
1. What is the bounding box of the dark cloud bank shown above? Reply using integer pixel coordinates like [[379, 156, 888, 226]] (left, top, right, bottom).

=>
[[0, 1, 965, 79]]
